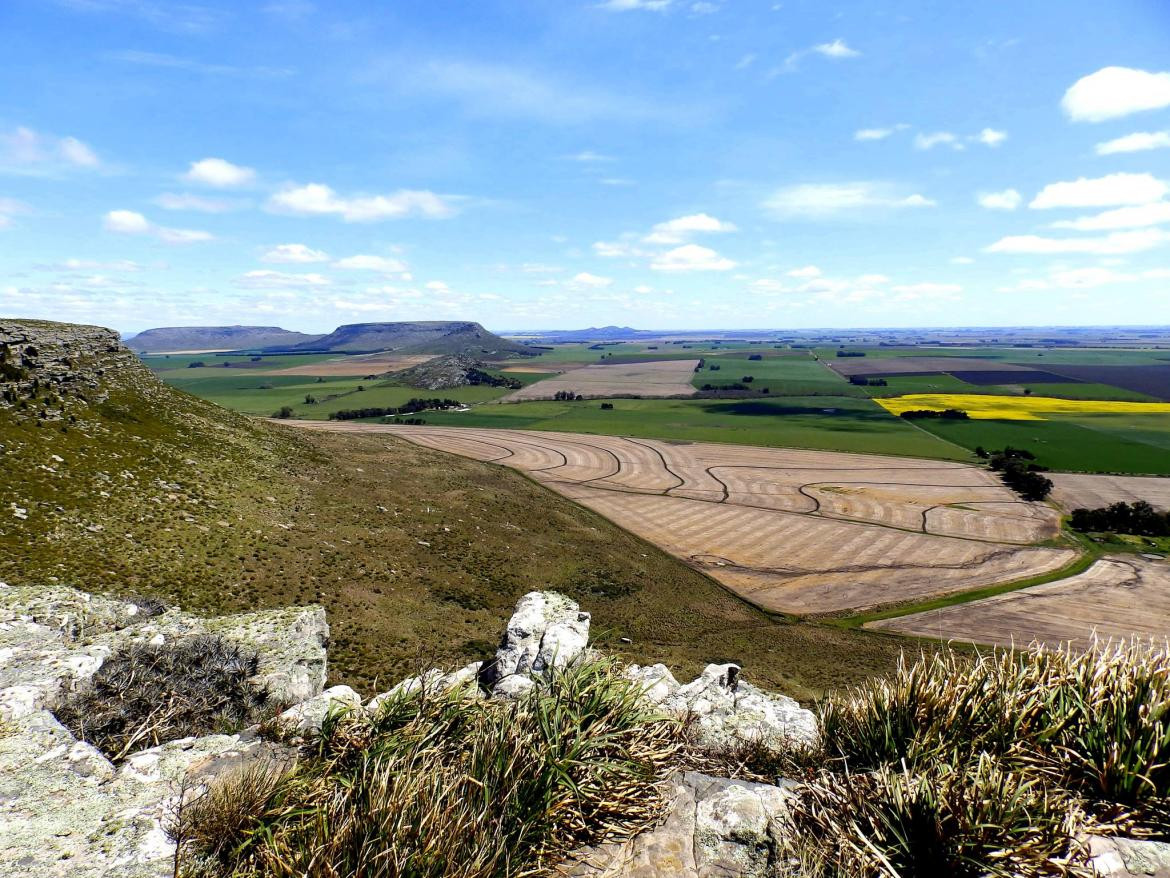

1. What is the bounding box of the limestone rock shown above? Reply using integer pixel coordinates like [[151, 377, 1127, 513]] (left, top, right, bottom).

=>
[[1090, 835, 1170, 877], [563, 772, 795, 878], [658, 664, 818, 753], [366, 660, 483, 713], [277, 685, 362, 734], [486, 591, 590, 694]]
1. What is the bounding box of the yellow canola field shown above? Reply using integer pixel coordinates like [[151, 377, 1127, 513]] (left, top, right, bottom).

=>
[[875, 393, 1170, 421]]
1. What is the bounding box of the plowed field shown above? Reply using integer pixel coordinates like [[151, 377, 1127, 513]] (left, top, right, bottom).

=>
[[502, 359, 700, 401], [1049, 473, 1170, 512], [869, 556, 1170, 647], [291, 422, 1075, 615]]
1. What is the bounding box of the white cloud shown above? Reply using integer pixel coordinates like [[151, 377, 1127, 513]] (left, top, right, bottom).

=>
[[975, 128, 1007, 147], [644, 212, 736, 244], [977, 188, 1022, 210], [58, 136, 100, 167], [1050, 202, 1170, 231], [425, 280, 451, 293], [267, 182, 455, 221], [985, 228, 1170, 255], [1062, 66, 1170, 122], [1095, 131, 1170, 155], [0, 196, 30, 227], [184, 157, 255, 187], [333, 254, 409, 272], [154, 192, 239, 212], [951, 256, 975, 265], [855, 128, 893, 141], [787, 265, 821, 278], [569, 271, 614, 288], [237, 270, 330, 288], [262, 243, 330, 263], [763, 182, 935, 217], [914, 131, 960, 151], [593, 239, 643, 259], [598, 0, 671, 9], [650, 243, 735, 271], [1, 127, 101, 171], [812, 39, 859, 59], [102, 209, 212, 244], [564, 150, 614, 162], [1029, 172, 1168, 209]]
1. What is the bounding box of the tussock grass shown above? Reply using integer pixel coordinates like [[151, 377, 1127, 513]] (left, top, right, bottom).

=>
[[784, 639, 1170, 876], [176, 657, 677, 878], [56, 635, 269, 762]]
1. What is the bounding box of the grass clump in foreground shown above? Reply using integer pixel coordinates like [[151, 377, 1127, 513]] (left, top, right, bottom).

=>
[[176, 657, 678, 878], [784, 639, 1170, 877], [56, 635, 270, 762]]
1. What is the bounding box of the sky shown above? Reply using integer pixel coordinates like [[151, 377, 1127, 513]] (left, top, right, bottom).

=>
[[1, 0, 1169, 334]]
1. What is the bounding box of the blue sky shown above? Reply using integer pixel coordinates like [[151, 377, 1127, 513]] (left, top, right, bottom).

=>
[[1, 0, 1169, 334]]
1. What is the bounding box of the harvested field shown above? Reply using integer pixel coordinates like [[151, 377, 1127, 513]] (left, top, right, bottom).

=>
[[869, 556, 1170, 648], [828, 357, 1042, 378], [291, 422, 1075, 615], [1049, 473, 1170, 512], [502, 359, 700, 401], [263, 353, 436, 376]]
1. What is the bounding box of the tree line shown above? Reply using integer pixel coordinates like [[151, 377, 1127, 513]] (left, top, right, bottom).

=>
[[329, 398, 464, 421]]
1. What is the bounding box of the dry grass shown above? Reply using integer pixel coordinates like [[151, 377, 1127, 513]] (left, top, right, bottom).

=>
[[175, 657, 678, 878], [55, 635, 270, 762]]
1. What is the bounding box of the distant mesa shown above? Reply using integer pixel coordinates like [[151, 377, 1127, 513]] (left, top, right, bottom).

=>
[[274, 321, 533, 357], [534, 326, 652, 342], [123, 325, 322, 353]]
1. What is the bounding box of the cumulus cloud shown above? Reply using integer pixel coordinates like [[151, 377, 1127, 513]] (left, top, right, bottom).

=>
[[102, 209, 212, 244], [1062, 66, 1170, 122], [1095, 131, 1170, 155], [1050, 202, 1170, 231], [236, 270, 330, 288], [985, 228, 1170, 255], [569, 271, 614, 288], [267, 182, 455, 222], [1029, 173, 1168, 209], [644, 212, 736, 244], [261, 243, 330, 263], [154, 192, 240, 212], [333, 254, 409, 272], [975, 128, 1007, 147], [1, 126, 101, 171], [650, 243, 735, 271], [812, 39, 860, 59], [977, 189, 1022, 210], [597, 0, 672, 10], [763, 182, 935, 217], [855, 128, 894, 141], [915, 131, 960, 151], [184, 157, 256, 187], [787, 265, 822, 278]]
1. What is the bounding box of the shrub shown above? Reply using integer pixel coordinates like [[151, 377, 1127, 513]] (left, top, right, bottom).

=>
[[56, 635, 269, 762], [273, 405, 294, 419], [187, 361, 206, 369], [177, 658, 678, 878]]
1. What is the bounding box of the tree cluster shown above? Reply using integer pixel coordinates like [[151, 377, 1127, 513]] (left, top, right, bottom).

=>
[[1070, 501, 1169, 536], [465, 368, 522, 389], [836, 350, 866, 358], [981, 446, 1053, 501], [553, 390, 583, 401], [330, 398, 463, 421], [849, 375, 887, 386], [898, 408, 969, 420]]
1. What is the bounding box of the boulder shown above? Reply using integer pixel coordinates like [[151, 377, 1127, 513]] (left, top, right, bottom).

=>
[[277, 685, 362, 735], [486, 591, 590, 695], [1090, 836, 1170, 877], [365, 661, 483, 713]]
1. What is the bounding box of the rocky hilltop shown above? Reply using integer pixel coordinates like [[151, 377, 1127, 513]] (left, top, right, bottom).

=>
[[1, 586, 1160, 877], [123, 326, 323, 353], [279, 320, 533, 357]]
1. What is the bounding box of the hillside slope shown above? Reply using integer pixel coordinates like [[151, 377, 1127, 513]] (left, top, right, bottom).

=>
[[1, 319, 915, 697], [124, 325, 322, 352], [281, 320, 532, 357]]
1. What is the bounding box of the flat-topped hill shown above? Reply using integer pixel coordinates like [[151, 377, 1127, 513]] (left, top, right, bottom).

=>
[[280, 320, 532, 356], [124, 325, 322, 352]]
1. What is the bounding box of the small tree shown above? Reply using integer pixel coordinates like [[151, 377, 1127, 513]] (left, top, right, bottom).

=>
[[273, 406, 294, 419]]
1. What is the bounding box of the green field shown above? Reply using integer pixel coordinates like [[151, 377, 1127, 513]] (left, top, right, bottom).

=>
[[863, 375, 1157, 402], [417, 395, 964, 459], [693, 352, 865, 397]]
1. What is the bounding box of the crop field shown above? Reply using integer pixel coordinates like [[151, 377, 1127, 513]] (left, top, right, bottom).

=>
[[693, 353, 863, 396], [828, 357, 1043, 378], [1039, 364, 1170, 401], [293, 422, 1075, 615], [875, 393, 1170, 420], [414, 396, 963, 458], [1049, 473, 1170, 512], [869, 556, 1170, 648], [263, 352, 437, 376], [502, 358, 700, 401]]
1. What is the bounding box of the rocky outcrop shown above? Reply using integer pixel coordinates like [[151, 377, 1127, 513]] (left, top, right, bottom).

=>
[[0, 583, 326, 877], [483, 590, 592, 697]]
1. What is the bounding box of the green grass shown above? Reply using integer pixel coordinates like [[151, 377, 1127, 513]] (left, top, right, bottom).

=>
[[694, 352, 863, 397], [814, 345, 1170, 366], [417, 396, 965, 459], [864, 376, 1157, 401], [908, 416, 1170, 475]]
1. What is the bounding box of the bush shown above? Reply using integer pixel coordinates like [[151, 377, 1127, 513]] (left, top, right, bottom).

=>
[[273, 406, 294, 419], [1070, 501, 1170, 537], [56, 635, 269, 762], [176, 658, 677, 878], [187, 361, 206, 369]]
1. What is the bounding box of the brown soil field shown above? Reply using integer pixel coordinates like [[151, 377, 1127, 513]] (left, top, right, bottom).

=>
[[827, 357, 1042, 378], [1049, 473, 1170, 512], [263, 353, 436, 376], [502, 359, 700, 401], [293, 423, 1075, 615], [1037, 363, 1170, 401], [868, 556, 1170, 648]]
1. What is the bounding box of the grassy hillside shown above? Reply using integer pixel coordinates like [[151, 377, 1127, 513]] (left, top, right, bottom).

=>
[[282, 321, 532, 357], [124, 325, 322, 352], [1, 319, 916, 699]]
